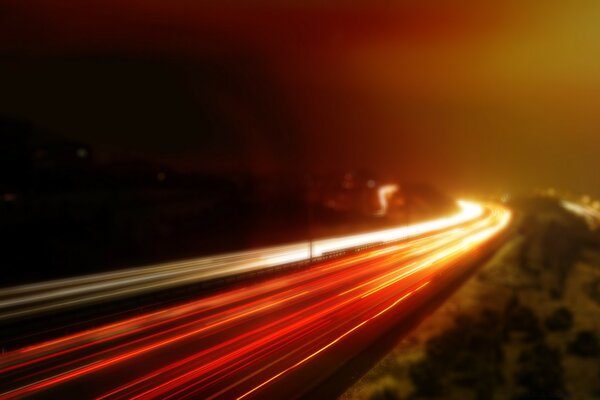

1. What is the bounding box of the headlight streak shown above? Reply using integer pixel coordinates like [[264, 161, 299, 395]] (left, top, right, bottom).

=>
[[0, 202, 511, 400], [0, 201, 482, 321]]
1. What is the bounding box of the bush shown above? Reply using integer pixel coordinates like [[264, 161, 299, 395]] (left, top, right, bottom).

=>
[[514, 343, 566, 399], [568, 330, 600, 357], [544, 307, 574, 332], [504, 303, 544, 342], [408, 359, 442, 397], [368, 384, 401, 400], [410, 309, 504, 399]]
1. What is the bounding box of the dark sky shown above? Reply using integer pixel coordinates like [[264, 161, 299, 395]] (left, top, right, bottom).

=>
[[2, 0, 600, 196]]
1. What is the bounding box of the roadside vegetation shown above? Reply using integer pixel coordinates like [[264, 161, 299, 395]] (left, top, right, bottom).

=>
[[342, 196, 600, 400]]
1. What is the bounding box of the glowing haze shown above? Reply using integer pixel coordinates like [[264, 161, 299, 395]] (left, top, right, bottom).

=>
[[2, 1, 600, 194]]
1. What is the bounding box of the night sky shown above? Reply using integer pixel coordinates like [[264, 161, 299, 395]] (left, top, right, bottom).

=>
[[2, 0, 600, 196]]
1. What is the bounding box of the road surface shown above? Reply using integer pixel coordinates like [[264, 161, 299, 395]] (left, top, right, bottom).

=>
[[0, 202, 511, 399]]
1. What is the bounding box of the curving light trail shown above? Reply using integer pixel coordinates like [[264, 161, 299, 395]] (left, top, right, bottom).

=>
[[0, 201, 482, 321], [0, 202, 511, 399], [561, 199, 600, 229]]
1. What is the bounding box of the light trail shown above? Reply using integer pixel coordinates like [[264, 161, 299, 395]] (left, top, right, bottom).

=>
[[0, 200, 482, 321], [0, 202, 511, 399], [375, 184, 399, 215], [561, 199, 600, 229]]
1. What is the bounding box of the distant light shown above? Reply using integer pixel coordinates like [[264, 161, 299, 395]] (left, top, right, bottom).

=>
[[582, 195, 591, 204], [157, 172, 166, 182], [342, 173, 354, 189], [375, 184, 399, 216], [367, 180, 376, 188], [76, 148, 88, 159]]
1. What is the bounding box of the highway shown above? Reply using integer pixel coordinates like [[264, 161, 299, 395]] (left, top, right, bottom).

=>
[[0, 202, 511, 399], [0, 201, 482, 322]]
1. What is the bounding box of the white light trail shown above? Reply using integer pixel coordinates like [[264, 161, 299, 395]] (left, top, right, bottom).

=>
[[0, 200, 484, 321]]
